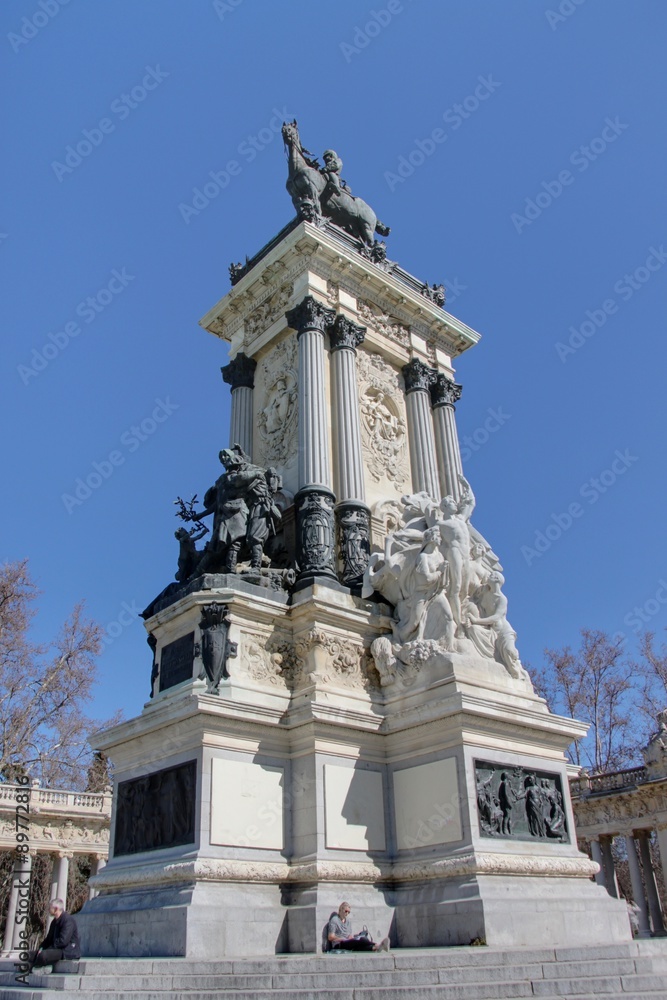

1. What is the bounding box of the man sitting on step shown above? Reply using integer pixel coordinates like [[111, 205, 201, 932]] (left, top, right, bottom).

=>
[[327, 901, 390, 953], [29, 898, 81, 971]]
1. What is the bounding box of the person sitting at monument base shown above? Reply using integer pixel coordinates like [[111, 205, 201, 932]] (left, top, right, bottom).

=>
[[326, 901, 390, 953], [28, 898, 81, 970]]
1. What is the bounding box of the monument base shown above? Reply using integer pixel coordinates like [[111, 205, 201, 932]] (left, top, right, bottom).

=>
[[79, 580, 631, 957]]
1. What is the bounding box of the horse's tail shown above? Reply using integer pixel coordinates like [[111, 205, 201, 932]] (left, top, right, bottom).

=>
[[375, 221, 391, 236]]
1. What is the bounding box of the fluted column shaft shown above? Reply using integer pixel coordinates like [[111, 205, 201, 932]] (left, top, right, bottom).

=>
[[656, 825, 667, 892], [221, 353, 256, 459], [330, 317, 366, 502], [625, 834, 651, 937], [431, 374, 463, 501], [286, 296, 337, 584], [402, 359, 439, 499], [637, 830, 665, 934], [330, 315, 371, 587]]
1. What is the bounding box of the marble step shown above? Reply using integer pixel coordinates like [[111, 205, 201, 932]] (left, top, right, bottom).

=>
[[0, 942, 664, 999]]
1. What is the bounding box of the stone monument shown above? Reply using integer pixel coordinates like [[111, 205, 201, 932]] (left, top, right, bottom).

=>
[[78, 121, 631, 957]]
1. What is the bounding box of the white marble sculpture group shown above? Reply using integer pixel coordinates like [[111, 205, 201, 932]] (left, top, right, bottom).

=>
[[363, 475, 528, 687]]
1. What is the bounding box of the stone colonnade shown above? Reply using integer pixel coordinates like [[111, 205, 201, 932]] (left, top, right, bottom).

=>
[[0, 783, 111, 955], [1, 852, 107, 953], [571, 764, 667, 938], [222, 295, 465, 587], [584, 828, 666, 938]]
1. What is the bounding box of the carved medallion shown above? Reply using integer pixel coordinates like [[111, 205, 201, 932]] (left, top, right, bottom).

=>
[[357, 350, 408, 488], [256, 335, 298, 465]]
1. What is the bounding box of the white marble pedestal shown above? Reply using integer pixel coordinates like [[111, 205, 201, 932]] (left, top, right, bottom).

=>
[[77, 578, 631, 957]]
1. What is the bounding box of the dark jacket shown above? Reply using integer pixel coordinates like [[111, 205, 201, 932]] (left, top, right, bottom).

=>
[[41, 912, 81, 959]]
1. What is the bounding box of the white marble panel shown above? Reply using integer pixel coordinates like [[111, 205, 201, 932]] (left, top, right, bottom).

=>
[[393, 757, 462, 850], [210, 757, 284, 850], [324, 764, 386, 851]]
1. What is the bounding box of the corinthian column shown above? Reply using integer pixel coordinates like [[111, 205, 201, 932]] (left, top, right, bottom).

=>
[[286, 296, 337, 585], [221, 352, 256, 459], [402, 359, 439, 499], [430, 373, 463, 501], [329, 315, 371, 587]]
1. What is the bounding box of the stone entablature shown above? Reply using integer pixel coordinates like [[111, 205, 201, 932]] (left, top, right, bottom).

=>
[[199, 219, 480, 368], [571, 765, 667, 838], [0, 782, 112, 855]]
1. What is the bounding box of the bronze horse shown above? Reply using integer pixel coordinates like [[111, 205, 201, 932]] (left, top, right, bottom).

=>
[[282, 120, 390, 247]]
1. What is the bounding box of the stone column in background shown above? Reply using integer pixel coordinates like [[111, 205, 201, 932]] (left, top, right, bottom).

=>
[[599, 835, 620, 898], [55, 852, 71, 909], [286, 296, 337, 585], [625, 833, 651, 937], [589, 838, 607, 890], [430, 373, 463, 501], [636, 829, 665, 934], [221, 352, 256, 459], [329, 314, 371, 587], [88, 854, 107, 901], [402, 359, 439, 499]]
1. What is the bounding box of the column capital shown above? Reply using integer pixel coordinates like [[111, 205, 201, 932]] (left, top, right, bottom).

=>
[[430, 373, 462, 409], [286, 295, 336, 337], [55, 850, 74, 859], [329, 315, 366, 354], [402, 358, 436, 394], [221, 352, 256, 390]]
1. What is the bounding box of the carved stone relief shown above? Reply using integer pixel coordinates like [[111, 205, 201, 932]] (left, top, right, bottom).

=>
[[356, 350, 409, 489], [357, 300, 410, 348], [256, 335, 298, 466], [293, 628, 379, 692], [243, 282, 292, 343]]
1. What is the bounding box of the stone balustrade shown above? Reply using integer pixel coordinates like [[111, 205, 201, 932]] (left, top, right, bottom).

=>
[[0, 782, 112, 955]]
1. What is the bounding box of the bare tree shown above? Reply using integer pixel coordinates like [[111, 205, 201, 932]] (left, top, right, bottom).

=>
[[0, 559, 115, 788], [533, 629, 638, 772], [633, 631, 667, 731]]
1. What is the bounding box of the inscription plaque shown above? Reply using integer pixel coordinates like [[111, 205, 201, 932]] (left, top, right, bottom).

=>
[[159, 632, 194, 691], [475, 759, 569, 843], [114, 759, 196, 855]]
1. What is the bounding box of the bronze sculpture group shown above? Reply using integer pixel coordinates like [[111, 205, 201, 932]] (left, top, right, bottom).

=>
[[175, 445, 283, 582]]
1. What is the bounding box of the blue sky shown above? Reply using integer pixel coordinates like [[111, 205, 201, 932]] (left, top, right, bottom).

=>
[[2, 0, 666, 724]]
